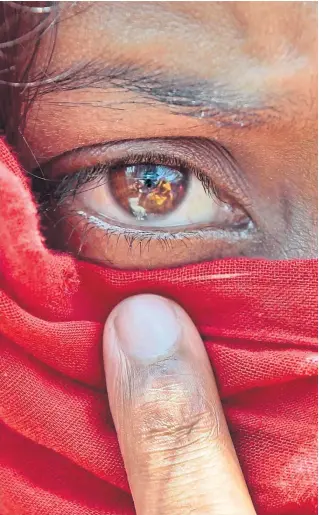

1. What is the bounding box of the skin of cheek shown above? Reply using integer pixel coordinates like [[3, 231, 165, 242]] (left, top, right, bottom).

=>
[[226, 117, 318, 258], [21, 96, 317, 261], [47, 206, 261, 269], [7, 1, 318, 263], [16, 71, 318, 262]]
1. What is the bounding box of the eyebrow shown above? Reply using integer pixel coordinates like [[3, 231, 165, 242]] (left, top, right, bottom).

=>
[[29, 59, 277, 128]]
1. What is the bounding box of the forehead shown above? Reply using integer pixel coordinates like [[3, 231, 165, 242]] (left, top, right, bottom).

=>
[[17, 1, 317, 162], [43, 1, 317, 117], [54, 1, 317, 72]]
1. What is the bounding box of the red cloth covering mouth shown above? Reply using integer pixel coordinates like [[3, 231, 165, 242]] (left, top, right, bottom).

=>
[[0, 137, 317, 515]]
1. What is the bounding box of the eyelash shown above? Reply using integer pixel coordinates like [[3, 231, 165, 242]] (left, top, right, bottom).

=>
[[36, 151, 221, 210], [32, 147, 252, 258]]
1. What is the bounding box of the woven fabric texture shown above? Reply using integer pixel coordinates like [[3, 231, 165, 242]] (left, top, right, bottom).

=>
[[0, 138, 317, 515]]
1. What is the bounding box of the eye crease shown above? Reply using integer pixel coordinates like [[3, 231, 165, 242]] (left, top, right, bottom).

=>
[[34, 137, 257, 269]]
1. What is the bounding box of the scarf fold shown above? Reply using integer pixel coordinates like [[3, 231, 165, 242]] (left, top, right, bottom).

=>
[[0, 138, 317, 515]]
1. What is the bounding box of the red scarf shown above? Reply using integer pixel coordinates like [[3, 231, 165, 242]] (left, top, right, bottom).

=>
[[0, 138, 317, 515]]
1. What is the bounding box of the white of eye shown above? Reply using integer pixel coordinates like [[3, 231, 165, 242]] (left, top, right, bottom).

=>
[[74, 171, 247, 229]]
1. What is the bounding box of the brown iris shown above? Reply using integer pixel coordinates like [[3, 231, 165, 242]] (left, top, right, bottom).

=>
[[109, 164, 188, 220]]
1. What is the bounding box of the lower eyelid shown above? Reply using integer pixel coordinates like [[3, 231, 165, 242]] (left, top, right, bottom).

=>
[[44, 197, 259, 270], [76, 209, 192, 238], [39, 139, 258, 267], [53, 207, 257, 270], [75, 209, 253, 237]]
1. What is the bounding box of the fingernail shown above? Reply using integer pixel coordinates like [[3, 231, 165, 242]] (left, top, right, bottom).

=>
[[112, 294, 180, 362]]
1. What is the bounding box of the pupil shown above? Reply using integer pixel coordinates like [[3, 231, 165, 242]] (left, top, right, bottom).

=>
[[109, 164, 188, 221]]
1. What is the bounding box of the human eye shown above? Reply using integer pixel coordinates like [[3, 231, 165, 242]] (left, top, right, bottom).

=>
[[34, 138, 256, 269]]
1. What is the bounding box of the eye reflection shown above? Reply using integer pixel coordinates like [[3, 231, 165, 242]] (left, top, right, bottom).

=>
[[36, 139, 256, 269], [109, 164, 188, 221], [74, 164, 247, 230]]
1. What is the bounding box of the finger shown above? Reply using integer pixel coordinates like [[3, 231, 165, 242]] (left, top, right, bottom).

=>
[[103, 294, 256, 515]]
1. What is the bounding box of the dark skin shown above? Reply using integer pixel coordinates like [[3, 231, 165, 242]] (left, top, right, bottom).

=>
[[1, 5, 316, 512], [5, 1, 318, 268]]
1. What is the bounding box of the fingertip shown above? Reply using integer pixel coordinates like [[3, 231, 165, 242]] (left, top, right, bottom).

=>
[[104, 294, 180, 363]]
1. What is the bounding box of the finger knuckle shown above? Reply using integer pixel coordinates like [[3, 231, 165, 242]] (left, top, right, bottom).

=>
[[133, 367, 220, 452]]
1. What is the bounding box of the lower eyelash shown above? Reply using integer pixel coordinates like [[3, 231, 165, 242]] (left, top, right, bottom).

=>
[[73, 209, 252, 258], [76, 211, 205, 249], [75, 209, 204, 254]]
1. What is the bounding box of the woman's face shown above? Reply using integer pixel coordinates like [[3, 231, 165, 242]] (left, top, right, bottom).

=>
[[9, 1, 318, 268]]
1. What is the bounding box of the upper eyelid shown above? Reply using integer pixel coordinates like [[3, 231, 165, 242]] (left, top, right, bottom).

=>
[[37, 154, 219, 207], [38, 137, 252, 210], [40, 137, 237, 181]]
